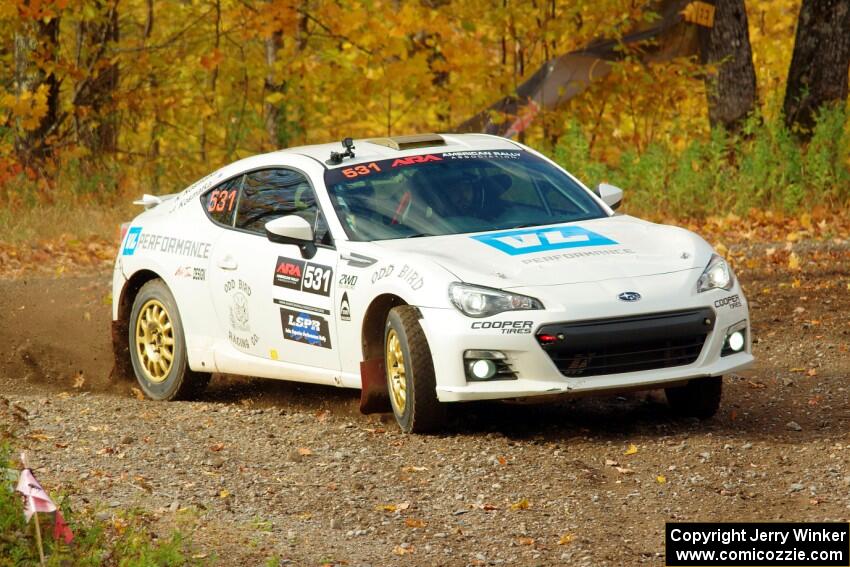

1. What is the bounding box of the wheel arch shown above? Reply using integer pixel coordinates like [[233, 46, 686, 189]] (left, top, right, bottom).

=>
[[360, 293, 410, 361], [111, 269, 165, 380], [358, 293, 414, 414]]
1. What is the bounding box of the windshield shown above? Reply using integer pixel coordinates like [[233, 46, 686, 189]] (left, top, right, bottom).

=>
[[323, 150, 607, 241]]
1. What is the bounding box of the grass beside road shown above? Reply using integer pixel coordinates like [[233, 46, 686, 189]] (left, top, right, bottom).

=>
[[0, 407, 204, 567], [555, 108, 850, 217], [0, 203, 131, 246]]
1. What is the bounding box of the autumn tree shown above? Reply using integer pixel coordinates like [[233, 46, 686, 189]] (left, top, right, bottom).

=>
[[697, 0, 758, 132], [13, 1, 61, 166], [74, 0, 121, 155], [783, 0, 850, 137]]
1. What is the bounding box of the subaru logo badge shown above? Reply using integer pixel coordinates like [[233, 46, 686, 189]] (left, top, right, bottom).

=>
[[618, 291, 641, 302]]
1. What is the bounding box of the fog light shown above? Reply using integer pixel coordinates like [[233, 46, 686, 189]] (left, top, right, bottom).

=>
[[470, 359, 497, 380], [722, 323, 747, 357], [728, 331, 745, 352], [462, 350, 515, 381]]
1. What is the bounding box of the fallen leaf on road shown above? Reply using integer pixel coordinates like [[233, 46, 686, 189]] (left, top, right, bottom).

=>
[[656, 475, 667, 484], [624, 444, 638, 456], [72, 371, 85, 389], [209, 443, 225, 452], [604, 459, 618, 467], [518, 537, 535, 546], [510, 498, 530, 510], [297, 447, 312, 456], [558, 533, 575, 545], [219, 489, 230, 498], [405, 518, 426, 528], [788, 252, 800, 270], [392, 545, 414, 555], [130, 387, 145, 401], [615, 466, 634, 475]]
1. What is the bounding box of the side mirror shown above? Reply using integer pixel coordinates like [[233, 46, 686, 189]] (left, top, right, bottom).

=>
[[595, 183, 623, 211], [265, 215, 317, 259]]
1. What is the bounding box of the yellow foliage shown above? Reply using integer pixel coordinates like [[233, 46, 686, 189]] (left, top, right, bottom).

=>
[[0, 0, 816, 193], [2, 85, 50, 131]]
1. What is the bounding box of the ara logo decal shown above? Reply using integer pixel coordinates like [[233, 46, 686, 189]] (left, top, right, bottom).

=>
[[122, 227, 142, 256], [471, 226, 617, 256], [391, 154, 442, 168]]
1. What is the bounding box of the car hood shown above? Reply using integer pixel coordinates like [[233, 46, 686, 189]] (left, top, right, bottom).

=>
[[371, 216, 713, 289]]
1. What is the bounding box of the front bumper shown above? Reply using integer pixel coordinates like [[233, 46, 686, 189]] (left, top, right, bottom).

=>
[[418, 276, 753, 402]]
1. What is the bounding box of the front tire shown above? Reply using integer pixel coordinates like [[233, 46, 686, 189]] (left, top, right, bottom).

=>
[[129, 279, 209, 400], [665, 376, 722, 419], [385, 306, 446, 433]]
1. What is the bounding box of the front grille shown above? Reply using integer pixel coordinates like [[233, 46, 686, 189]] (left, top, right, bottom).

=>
[[537, 308, 714, 377]]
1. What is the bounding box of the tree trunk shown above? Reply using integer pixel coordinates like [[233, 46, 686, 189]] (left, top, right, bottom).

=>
[[264, 31, 284, 149], [783, 0, 850, 137], [14, 12, 61, 167], [698, 0, 758, 132], [76, 0, 120, 156], [200, 0, 221, 163]]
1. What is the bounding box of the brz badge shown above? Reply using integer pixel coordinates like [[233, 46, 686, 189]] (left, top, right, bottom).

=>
[[618, 291, 641, 302]]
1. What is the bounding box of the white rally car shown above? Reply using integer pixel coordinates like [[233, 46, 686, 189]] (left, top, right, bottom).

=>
[[112, 133, 753, 432]]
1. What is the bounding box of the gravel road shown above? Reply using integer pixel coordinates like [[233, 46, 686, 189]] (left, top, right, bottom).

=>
[[1, 241, 849, 565]]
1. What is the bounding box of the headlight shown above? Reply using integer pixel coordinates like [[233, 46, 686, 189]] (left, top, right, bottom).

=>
[[448, 283, 543, 318], [697, 254, 734, 292]]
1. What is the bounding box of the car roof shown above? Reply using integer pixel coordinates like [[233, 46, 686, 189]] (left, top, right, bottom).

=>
[[281, 133, 524, 168]]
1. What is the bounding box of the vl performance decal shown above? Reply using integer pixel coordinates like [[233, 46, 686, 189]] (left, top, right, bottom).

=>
[[471, 225, 617, 256]]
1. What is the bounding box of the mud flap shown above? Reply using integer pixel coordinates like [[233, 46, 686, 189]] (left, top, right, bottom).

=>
[[359, 357, 391, 414], [110, 319, 133, 381]]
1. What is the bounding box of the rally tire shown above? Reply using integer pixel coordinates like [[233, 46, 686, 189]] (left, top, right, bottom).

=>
[[665, 376, 722, 419], [129, 279, 209, 401], [385, 306, 447, 433]]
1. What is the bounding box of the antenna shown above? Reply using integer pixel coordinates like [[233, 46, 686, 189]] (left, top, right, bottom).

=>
[[327, 138, 356, 165]]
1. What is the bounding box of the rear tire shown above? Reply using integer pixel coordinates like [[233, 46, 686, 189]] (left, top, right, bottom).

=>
[[129, 279, 209, 400], [385, 306, 446, 433], [665, 376, 722, 419]]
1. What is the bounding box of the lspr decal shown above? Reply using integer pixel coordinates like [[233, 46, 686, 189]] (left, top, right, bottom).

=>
[[280, 308, 331, 349]]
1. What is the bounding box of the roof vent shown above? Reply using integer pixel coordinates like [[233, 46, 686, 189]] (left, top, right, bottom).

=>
[[366, 133, 446, 151]]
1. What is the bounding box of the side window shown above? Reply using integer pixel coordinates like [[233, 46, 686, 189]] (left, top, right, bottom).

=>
[[235, 168, 331, 244], [203, 176, 242, 226]]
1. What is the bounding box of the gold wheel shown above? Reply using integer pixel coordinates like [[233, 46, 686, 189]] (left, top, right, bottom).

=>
[[134, 299, 175, 384], [386, 329, 407, 414]]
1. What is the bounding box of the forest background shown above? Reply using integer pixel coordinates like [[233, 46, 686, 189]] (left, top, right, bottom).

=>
[[1, 0, 849, 244]]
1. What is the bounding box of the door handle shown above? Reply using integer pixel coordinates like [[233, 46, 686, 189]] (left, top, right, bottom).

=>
[[217, 255, 238, 270]]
